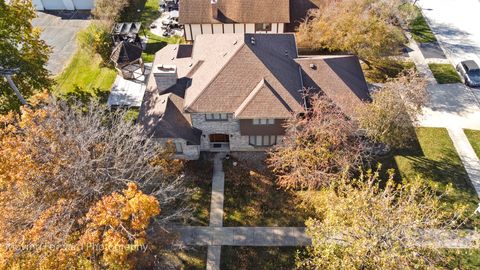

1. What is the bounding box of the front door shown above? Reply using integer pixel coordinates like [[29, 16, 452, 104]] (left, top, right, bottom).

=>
[[209, 134, 230, 150]]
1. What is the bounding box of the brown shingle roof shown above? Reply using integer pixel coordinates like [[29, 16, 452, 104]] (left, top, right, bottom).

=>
[[138, 92, 201, 144], [234, 79, 294, 119], [296, 55, 370, 117], [179, 0, 290, 24], [184, 34, 304, 118]]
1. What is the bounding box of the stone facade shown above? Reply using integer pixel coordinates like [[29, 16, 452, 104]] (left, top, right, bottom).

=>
[[190, 113, 260, 152]]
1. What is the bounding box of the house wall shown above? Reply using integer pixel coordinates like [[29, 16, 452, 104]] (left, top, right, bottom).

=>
[[184, 23, 285, 41], [190, 113, 284, 152]]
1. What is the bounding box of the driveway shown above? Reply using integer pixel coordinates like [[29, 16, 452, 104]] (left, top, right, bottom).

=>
[[32, 11, 91, 75], [418, 0, 480, 65]]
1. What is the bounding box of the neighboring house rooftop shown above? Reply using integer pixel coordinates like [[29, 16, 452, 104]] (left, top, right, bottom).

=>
[[179, 0, 290, 24], [138, 33, 370, 141]]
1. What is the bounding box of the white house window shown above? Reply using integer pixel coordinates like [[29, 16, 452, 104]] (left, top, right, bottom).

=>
[[253, 118, 275, 125], [174, 142, 183, 154], [205, 113, 228, 121], [255, 23, 272, 32], [249, 135, 277, 147]]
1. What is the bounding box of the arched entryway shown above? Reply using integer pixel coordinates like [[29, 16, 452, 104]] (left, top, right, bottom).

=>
[[209, 134, 230, 151]]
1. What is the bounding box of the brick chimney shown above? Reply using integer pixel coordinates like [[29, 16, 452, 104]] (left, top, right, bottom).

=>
[[211, 0, 218, 19], [153, 65, 178, 93]]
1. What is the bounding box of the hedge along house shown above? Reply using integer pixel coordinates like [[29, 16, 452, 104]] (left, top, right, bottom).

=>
[[179, 0, 290, 41], [137, 33, 370, 160]]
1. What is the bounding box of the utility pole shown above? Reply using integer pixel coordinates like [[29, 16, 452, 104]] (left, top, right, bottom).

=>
[[0, 67, 29, 106]]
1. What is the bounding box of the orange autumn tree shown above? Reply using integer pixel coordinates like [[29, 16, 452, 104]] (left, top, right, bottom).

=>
[[0, 94, 189, 269], [78, 183, 160, 269]]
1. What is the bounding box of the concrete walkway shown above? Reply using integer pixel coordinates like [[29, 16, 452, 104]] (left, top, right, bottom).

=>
[[172, 226, 480, 249], [174, 226, 311, 246], [447, 128, 480, 196], [206, 153, 226, 270]]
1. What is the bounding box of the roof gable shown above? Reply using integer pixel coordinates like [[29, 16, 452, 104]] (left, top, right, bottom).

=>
[[234, 79, 295, 118]]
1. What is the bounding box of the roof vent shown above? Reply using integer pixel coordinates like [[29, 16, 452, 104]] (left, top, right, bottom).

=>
[[250, 37, 256, 45], [233, 40, 238, 45], [310, 64, 317, 70], [285, 50, 289, 57]]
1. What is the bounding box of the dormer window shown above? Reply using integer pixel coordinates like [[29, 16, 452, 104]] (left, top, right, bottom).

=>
[[253, 118, 275, 125]]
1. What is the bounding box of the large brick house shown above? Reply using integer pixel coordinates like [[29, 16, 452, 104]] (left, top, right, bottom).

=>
[[138, 33, 370, 159]]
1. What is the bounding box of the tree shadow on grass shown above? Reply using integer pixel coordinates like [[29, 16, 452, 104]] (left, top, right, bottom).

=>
[[223, 156, 312, 227], [63, 86, 110, 104]]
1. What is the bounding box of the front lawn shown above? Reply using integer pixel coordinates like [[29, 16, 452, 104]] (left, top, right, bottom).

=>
[[221, 246, 302, 270], [223, 153, 311, 227], [184, 154, 213, 226], [160, 247, 207, 270], [362, 60, 415, 83], [54, 48, 116, 101], [428, 63, 462, 84], [464, 129, 480, 158], [376, 128, 480, 228], [409, 5, 437, 43]]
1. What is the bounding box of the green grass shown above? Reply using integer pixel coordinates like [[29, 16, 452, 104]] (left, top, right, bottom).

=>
[[221, 246, 302, 270], [428, 63, 462, 84], [54, 48, 116, 101], [464, 129, 480, 158], [376, 128, 480, 228], [142, 32, 184, 63], [223, 155, 312, 227], [184, 154, 213, 226], [409, 5, 437, 43], [445, 249, 480, 269]]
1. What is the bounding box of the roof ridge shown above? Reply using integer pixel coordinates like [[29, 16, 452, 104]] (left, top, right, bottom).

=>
[[184, 40, 246, 112]]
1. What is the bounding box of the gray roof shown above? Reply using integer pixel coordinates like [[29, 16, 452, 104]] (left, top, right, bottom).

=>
[[179, 0, 290, 24]]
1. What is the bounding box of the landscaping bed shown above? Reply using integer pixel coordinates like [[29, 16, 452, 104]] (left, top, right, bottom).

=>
[[376, 128, 480, 227], [223, 153, 311, 227], [428, 63, 462, 84], [464, 129, 480, 158]]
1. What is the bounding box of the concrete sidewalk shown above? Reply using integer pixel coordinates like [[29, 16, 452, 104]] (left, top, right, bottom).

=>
[[174, 226, 311, 246], [447, 128, 480, 196]]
